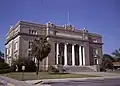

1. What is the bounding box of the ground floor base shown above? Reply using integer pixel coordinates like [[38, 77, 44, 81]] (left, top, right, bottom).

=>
[[39, 64, 100, 72]]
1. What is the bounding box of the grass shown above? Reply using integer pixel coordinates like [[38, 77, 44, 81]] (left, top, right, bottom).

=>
[[108, 71, 120, 74], [1, 72, 98, 81]]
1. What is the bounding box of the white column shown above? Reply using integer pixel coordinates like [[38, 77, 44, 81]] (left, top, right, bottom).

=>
[[97, 58, 99, 65], [46, 56, 48, 70], [79, 46, 82, 66], [56, 43, 59, 65], [64, 43, 67, 65], [83, 46, 85, 65], [72, 44, 75, 66], [35, 57, 37, 63]]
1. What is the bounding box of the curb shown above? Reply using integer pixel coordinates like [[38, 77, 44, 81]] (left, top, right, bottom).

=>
[[26, 76, 120, 84], [42, 76, 120, 82]]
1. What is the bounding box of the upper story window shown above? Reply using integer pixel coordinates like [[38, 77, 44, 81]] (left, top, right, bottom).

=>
[[29, 30, 31, 34], [93, 48, 98, 57], [93, 39, 97, 43], [9, 46, 12, 56], [14, 42, 18, 51], [14, 54, 18, 59], [28, 50, 32, 58], [28, 41, 33, 49], [29, 29, 37, 35], [6, 48, 9, 56], [6, 45, 12, 57]]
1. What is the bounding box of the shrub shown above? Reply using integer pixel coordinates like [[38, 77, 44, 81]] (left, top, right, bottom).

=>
[[100, 57, 113, 72], [0, 58, 5, 62], [100, 66, 106, 72], [10, 58, 36, 72], [48, 65, 59, 73], [0, 69, 11, 74], [0, 62, 10, 69], [25, 60, 36, 72]]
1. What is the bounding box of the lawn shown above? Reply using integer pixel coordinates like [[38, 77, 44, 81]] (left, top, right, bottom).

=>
[[108, 71, 120, 74], [1, 72, 98, 81]]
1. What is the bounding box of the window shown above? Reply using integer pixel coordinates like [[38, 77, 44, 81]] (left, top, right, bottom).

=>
[[55, 43, 57, 64], [28, 51, 32, 57], [8, 49, 10, 55], [9, 46, 12, 56], [93, 39, 97, 43], [96, 49, 98, 55], [34, 30, 37, 34], [14, 54, 18, 59], [33, 30, 37, 34], [28, 41, 33, 49], [93, 48, 98, 57], [29, 29, 37, 35], [14, 42, 18, 51], [6, 48, 9, 55], [32, 30, 34, 34], [29, 30, 31, 34], [94, 58, 98, 65], [53, 31, 57, 36]]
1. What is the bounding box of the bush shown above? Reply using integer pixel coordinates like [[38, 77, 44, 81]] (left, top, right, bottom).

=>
[[0, 58, 5, 62], [0, 61, 10, 74], [100, 66, 106, 72], [25, 60, 36, 72], [0, 62, 10, 69], [10, 58, 36, 72], [10, 63, 16, 72], [48, 65, 59, 73], [100, 57, 113, 72], [0, 69, 11, 74]]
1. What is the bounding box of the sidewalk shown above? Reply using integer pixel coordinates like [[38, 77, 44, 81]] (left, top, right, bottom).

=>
[[26, 72, 120, 85], [0, 75, 33, 86], [1, 72, 120, 86]]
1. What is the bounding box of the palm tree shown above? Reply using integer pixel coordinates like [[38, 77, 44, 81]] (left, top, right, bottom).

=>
[[31, 37, 51, 75], [112, 48, 120, 61]]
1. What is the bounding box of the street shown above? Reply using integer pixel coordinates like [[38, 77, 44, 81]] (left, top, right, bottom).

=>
[[0, 82, 4, 86], [41, 78, 120, 86]]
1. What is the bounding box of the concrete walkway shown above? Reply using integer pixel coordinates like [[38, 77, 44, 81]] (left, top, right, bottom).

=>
[[26, 72, 120, 85], [1, 72, 120, 86], [0, 75, 33, 86]]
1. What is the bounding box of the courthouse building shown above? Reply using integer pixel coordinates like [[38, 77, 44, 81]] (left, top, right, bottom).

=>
[[5, 21, 103, 72]]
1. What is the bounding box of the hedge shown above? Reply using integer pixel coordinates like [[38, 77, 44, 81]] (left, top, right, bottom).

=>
[[0, 69, 11, 74]]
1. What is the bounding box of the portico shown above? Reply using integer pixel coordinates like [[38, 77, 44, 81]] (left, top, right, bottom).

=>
[[56, 43, 86, 66]]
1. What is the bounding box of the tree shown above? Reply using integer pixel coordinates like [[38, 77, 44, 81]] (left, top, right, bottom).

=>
[[31, 37, 51, 75], [112, 48, 120, 58], [0, 51, 4, 62], [103, 54, 114, 62], [112, 48, 120, 61], [100, 54, 114, 71], [0, 50, 10, 74]]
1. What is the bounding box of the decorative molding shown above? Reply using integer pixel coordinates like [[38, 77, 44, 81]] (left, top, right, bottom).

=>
[[56, 33, 83, 39]]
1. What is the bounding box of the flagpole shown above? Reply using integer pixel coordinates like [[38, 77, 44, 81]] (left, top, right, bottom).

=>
[[67, 12, 70, 25]]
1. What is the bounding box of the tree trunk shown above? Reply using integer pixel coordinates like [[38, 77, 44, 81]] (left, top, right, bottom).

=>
[[36, 59, 40, 75]]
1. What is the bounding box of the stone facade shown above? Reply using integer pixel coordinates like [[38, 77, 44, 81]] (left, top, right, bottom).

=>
[[5, 21, 103, 71]]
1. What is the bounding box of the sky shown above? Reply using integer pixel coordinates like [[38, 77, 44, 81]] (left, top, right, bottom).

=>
[[0, 0, 120, 54]]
